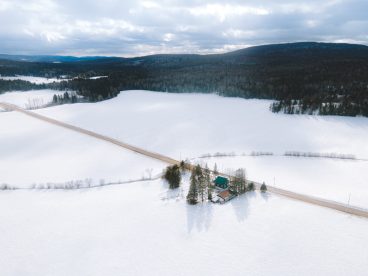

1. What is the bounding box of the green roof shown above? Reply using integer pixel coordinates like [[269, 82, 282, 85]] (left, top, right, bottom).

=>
[[214, 176, 229, 186]]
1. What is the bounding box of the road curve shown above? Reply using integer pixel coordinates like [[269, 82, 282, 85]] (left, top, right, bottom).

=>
[[1, 102, 368, 219]]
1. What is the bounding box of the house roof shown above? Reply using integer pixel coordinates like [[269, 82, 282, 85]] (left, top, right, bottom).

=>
[[218, 190, 231, 200], [214, 176, 229, 186]]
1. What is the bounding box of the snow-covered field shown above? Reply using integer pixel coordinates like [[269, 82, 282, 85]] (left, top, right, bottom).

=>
[[195, 155, 368, 208], [1, 90, 368, 275], [1, 179, 368, 276], [0, 89, 63, 109], [0, 110, 166, 187], [36, 90, 368, 159], [30, 90, 368, 208], [0, 75, 68, 84]]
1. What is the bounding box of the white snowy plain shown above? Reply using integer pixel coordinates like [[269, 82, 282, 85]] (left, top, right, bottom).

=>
[[0, 75, 68, 84], [0, 89, 64, 109], [1, 90, 368, 276], [1, 179, 368, 276], [0, 110, 166, 187], [31, 90, 368, 208]]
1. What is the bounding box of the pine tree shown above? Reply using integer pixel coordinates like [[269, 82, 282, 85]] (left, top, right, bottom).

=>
[[187, 167, 199, 205], [164, 164, 181, 189], [260, 182, 267, 192], [214, 163, 218, 175], [195, 165, 206, 202], [204, 164, 212, 201], [232, 168, 246, 194]]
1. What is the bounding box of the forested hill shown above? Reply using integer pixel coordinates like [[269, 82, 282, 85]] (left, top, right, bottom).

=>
[[1, 42, 368, 116]]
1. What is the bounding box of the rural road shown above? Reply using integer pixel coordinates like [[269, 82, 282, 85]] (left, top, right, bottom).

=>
[[1, 102, 368, 219]]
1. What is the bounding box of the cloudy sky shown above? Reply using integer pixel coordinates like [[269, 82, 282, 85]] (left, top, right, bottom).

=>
[[0, 0, 367, 56]]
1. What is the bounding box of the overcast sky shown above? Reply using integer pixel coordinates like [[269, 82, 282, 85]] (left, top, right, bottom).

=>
[[0, 0, 367, 56]]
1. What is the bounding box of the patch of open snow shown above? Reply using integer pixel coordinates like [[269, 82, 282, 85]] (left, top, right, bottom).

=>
[[0, 111, 166, 187], [194, 155, 368, 209], [36, 90, 368, 159], [0, 75, 69, 84], [29, 90, 368, 208], [89, 76, 108, 80], [0, 180, 367, 276], [0, 89, 64, 109]]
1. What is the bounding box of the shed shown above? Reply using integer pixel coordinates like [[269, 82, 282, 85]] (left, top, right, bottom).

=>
[[217, 190, 235, 203], [214, 176, 229, 189]]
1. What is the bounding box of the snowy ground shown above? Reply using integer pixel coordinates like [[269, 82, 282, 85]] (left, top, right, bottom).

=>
[[1, 179, 368, 276], [0, 110, 166, 187], [30, 90, 368, 207], [0, 75, 68, 84], [1, 90, 368, 275], [36, 90, 368, 159], [194, 155, 368, 208], [0, 90, 64, 109]]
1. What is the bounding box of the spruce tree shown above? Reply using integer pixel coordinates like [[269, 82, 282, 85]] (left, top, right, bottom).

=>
[[187, 167, 199, 205], [214, 163, 218, 175], [260, 182, 267, 192], [164, 164, 181, 189], [204, 164, 212, 201]]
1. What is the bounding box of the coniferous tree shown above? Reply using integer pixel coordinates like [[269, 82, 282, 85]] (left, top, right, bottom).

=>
[[187, 166, 199, 205], [195, 165, 206, 202], [164, 164, 181, 189], [213, 163, 218, 175], [260, 182, 267, 192], [247, 182, 255, 191], [204, 164, 212, 201]]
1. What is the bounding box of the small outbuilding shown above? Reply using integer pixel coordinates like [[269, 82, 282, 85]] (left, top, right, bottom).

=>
[[214, 176, 229, 189], [217, 190, 236, 203]]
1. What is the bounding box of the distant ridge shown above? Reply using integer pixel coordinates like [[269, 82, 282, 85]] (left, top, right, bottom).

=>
[[1, 42, 368, 117], [1, 42, 368, 62], [0, 54, 119, 63]]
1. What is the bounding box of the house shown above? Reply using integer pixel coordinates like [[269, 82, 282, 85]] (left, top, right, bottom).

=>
[[213, 176, 229, 189], [217, 190, 236, 203]]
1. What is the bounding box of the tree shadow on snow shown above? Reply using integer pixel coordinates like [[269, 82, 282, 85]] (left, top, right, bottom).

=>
[[260, 191, 271, 202], [230, 191, 255, 222], [186, 202, 213, 233]]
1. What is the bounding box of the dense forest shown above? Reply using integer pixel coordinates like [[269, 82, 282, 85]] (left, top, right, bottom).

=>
[[1, 42, 368, 116]]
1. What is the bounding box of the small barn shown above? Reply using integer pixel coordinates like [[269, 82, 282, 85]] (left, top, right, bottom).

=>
[[214, 176, 229, 189], [217, 190, 236, 203]]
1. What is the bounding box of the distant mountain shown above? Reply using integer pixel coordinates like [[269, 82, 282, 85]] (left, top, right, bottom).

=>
[[0, 54, 120, 63], [1, 42, 368, 116]]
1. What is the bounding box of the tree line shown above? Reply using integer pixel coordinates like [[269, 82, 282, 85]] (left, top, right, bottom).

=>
[[1, 42, 368, 116]]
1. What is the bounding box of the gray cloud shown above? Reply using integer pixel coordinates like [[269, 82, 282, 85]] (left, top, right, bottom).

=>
[[0, 0, 367, 56]]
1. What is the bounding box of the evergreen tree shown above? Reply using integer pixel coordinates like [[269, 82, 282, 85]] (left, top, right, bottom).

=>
[[187, 166, 199, 205], [232, 168, 247, 194], [195, 165, 206, 202], [164, 164, 181, 189], [247, 182, 255, 191], [260, 182, 267, 192], [204, 164, 212, 201], [214, 163, 218, 175]]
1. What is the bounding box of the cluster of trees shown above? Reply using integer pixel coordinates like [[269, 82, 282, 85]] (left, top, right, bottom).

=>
[[52, 92, 78, 104], [0, 80, 41, 93], [270, 93, 368, 117], [186, 165, 258, 205], [187, 165, 212, 205], [1, 42, 368, 116], [231, 168, 248, 194], [163, 164, 182, 189], [284, 151, 356, 160]]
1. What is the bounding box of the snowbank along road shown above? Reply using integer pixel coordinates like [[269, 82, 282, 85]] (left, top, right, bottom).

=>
[[1, 101, 368, 219]]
